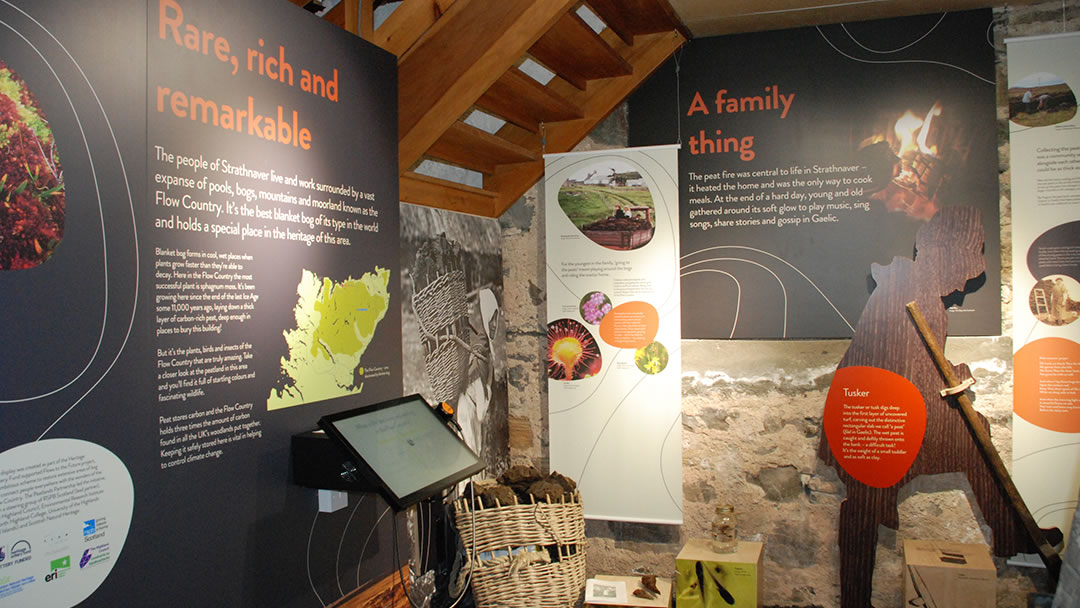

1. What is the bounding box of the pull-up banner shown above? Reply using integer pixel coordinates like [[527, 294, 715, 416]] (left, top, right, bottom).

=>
[[545, 145, 682, 523], [1006, 31, 1080, 540]]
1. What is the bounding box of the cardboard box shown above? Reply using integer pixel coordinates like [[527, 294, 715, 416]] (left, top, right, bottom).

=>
[[675, 539, 763, 608], [903, 540, 996, 608]]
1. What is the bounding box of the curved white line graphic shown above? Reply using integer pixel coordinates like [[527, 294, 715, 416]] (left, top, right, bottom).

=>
[[683, 245, 854, 331], [356, 505, 392, 589], [841, 13, 947, 54], [681, 268, 741, 339], [682, 256, 789, 338], [307, 511, 327, 608], [1032, 499, 1079, 520], [576, 368, 656, 485], [816, 24, 995, 85], [659, 411, 683, 513], [0, 16, 109, 403], [336, 495, 366, 597], [1013, 440, 1080, 462], [0, 2, 139, 442], [549, 348, 625, 415]]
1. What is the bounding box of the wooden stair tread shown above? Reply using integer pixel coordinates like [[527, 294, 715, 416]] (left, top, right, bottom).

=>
[[427, 121, 539, 175], [584, 0, 686, 45], [477, 67, 583, 134], [400, 171, 498, 218], [488, 30, 685, 216], [396, 0, 576, 173], [313, 0, 686, 218], [529, 11, 632, 90]]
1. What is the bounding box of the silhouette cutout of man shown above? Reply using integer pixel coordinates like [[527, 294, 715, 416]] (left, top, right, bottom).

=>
[[819, 207, 1035, 607]]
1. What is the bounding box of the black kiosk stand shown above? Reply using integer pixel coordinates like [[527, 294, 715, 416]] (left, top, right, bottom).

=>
[[292, 394, 486, 607]]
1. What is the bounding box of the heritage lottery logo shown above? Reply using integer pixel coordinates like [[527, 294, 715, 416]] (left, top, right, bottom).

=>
[[0, 541, 31, 570]]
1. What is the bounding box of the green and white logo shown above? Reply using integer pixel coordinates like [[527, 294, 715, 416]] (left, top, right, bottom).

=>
[[45, 556, 71, 582]]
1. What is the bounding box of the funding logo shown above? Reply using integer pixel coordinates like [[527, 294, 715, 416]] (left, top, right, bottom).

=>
[[45, 555, 70, 582], [0, 541, 31, 570], [79, 544, 111, 570], [82, 517, 109, 542], [9, 541, 31, 559]]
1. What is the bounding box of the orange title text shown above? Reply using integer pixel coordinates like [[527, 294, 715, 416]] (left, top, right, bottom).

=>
[[154, 0, 343, 151], [686, 86, 796, 161]]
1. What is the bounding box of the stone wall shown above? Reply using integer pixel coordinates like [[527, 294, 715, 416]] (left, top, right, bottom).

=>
[[498, 3, 1077, 606]]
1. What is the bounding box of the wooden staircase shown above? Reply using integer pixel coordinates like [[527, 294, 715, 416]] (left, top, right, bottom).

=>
[[291, 0, 688, 217]]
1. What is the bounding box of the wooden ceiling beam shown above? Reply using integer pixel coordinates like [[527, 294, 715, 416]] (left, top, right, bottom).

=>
[[400, 172, 498, 218], [358, 0, 374, 39], [320, 0, 351, 33], [370, 0, 457, 58], [398, 0, 578, 174]]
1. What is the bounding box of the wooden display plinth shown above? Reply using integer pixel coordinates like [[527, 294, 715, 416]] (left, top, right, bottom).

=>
[[675, 539, 763, 608], [903, 540, 996, 608]]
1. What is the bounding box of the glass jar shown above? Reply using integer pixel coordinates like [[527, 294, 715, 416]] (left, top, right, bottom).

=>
[[711, 504, 737, 553]]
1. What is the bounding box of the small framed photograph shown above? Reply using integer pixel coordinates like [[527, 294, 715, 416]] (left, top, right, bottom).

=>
[[585, 578, 627, 604]]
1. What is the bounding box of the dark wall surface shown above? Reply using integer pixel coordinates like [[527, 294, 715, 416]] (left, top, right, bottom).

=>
[[0, 1, 406, 605]]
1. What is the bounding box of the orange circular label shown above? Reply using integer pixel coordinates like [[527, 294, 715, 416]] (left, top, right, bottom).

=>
[[823, 366, 926, 488], [598, 301, 659, 349], [1014, 337, 1080, 433]]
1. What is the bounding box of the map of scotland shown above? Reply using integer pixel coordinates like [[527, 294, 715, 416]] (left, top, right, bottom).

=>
[[268, 267, 391, 410]]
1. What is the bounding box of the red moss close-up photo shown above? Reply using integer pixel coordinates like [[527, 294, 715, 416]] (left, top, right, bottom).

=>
[[0, 58, 65, 270]]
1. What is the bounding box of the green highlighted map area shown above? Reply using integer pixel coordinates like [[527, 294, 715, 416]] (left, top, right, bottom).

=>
[[267, 267, 391, 410]]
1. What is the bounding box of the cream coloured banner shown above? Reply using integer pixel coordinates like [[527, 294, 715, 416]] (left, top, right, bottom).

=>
[[545, 145, 682, 523], [1007, 31, 1080, 539]]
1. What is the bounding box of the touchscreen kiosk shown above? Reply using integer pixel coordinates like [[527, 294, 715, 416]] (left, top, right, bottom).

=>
[[317, 394, 485, 510]]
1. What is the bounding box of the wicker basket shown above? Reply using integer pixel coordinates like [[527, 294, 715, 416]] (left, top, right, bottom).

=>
[[454, 493, 586, 608]]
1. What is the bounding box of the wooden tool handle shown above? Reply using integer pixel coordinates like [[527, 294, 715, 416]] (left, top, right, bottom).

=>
[[906, 301, 1061, 577]]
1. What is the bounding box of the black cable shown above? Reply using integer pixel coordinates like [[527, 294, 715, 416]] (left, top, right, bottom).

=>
[[395, 399, 477, 608], [394, 484, 477, 608], [393, 510, 422, 608]]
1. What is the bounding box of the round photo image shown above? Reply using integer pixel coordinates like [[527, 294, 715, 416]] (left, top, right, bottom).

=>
[[579, 290, 612, 325], [557, 159, 655, 251], [0, 59, 65, 270], [634, 341, 669, 375], [1029, 275, 1080, 326], [547, 318, 602, 381], [1009, 72, 1077, 128]]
